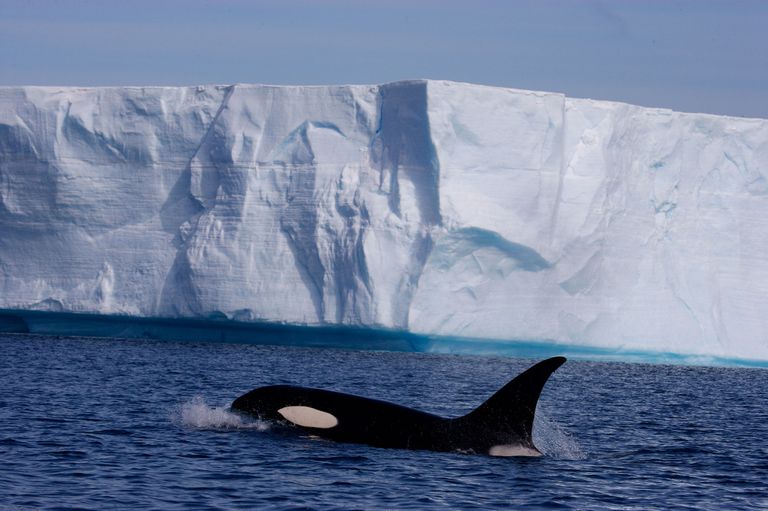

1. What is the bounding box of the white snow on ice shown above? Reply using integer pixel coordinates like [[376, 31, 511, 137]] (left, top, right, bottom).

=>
[[1, 80, 767, 360]]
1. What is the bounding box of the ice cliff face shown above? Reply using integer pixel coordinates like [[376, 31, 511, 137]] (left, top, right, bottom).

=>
[[1, 80, 767, 360]]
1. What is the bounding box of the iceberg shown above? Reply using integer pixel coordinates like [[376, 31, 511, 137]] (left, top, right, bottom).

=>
[[1, 80, 767, 361]]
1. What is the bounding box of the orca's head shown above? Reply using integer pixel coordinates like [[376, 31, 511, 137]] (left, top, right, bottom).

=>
[[231, 385, 339, 430]]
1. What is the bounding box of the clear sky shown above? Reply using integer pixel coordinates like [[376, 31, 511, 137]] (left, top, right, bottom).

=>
[[1, 0, 766, 118]]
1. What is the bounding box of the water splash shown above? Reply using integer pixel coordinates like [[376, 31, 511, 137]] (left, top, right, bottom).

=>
[[173, 396, 270, 431], [533, 410, 586, 460]]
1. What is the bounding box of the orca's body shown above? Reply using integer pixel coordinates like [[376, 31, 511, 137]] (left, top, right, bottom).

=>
[[231, 356, 565, 456]]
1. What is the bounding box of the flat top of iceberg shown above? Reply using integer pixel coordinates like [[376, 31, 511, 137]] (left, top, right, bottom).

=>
[[3, 80, 765, 122]]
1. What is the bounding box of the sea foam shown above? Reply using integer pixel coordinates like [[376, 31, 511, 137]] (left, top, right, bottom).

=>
[[174, 396, 270, 431], [533, 409, 587, 460]]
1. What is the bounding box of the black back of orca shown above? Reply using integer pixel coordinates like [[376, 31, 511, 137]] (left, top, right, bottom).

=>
[[231, 356, 565, 456]]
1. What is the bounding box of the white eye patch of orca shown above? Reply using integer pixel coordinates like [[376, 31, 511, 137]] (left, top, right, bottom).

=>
[[488, 445, 542, 457], [277, 406, 339, 429]]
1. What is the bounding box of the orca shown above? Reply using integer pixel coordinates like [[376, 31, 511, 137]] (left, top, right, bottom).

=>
[[231, 356, 566, 457]]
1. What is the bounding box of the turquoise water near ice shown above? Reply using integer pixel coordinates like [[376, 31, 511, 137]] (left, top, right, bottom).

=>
[[2, 333, 768, 510], [3, 309, 767, 368]]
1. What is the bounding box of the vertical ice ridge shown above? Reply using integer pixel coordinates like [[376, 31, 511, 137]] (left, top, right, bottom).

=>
[[189, 84, 237, 210], [279, 162, 326, 323], [548, 96, 568, 249], [158, 85, 236, 317]]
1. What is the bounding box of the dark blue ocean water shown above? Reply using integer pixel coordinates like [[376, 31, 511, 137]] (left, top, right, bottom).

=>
[[1, 334, 767, 510]]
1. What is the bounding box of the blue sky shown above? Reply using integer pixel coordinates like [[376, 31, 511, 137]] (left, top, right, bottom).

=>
[[1, 0, 766, 118]]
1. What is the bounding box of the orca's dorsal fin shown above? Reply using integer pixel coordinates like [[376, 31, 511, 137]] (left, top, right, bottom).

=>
[[458, 357, 566, 449]]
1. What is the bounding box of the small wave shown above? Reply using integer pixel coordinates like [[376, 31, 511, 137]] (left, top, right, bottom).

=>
[[172, 396, 270, 431], [90, 428, 133, 436], [533, 410, 587, 460]]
